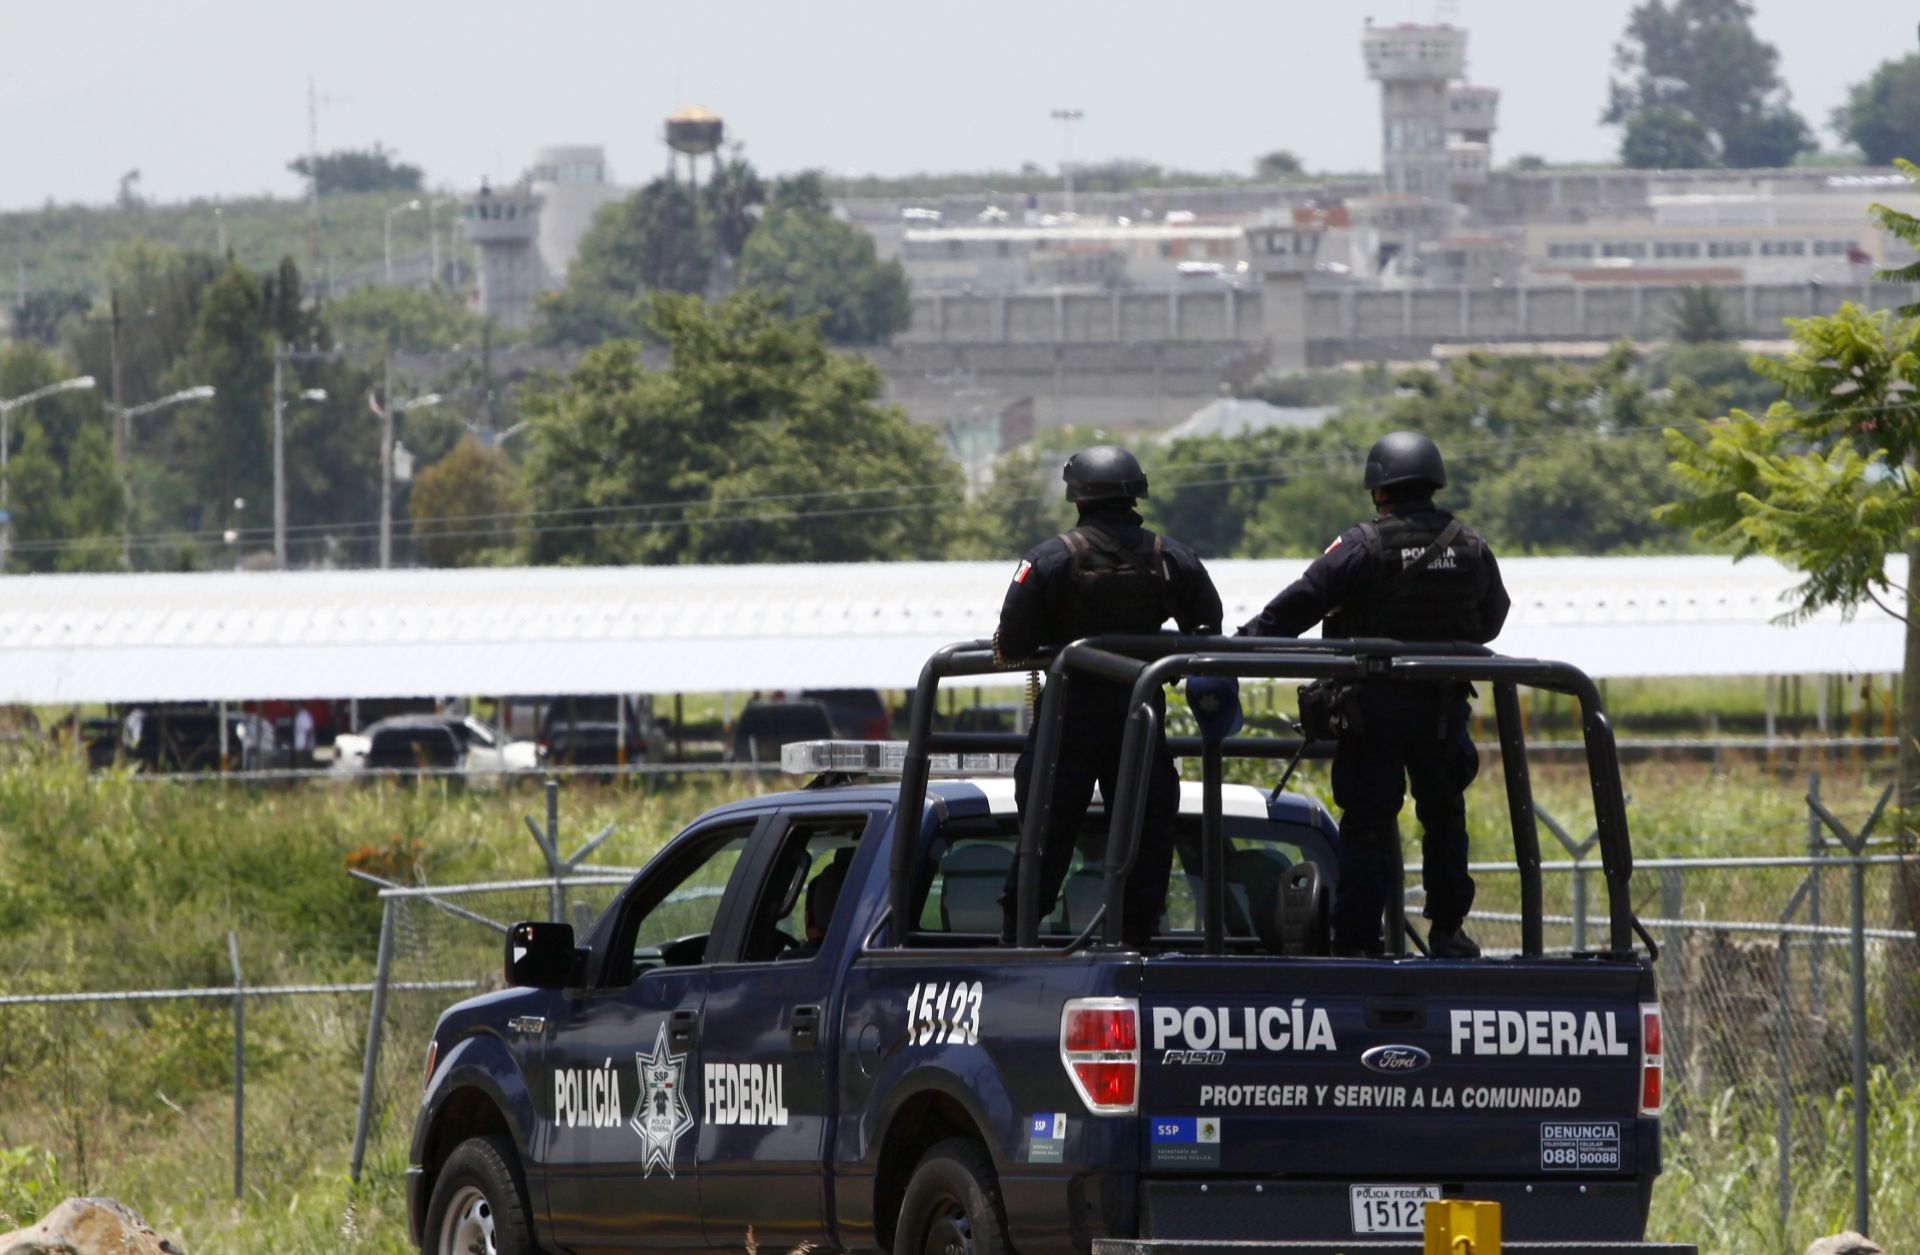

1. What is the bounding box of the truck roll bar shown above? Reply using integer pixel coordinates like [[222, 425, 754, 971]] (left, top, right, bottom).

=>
[[888, 635, 1639, 959]]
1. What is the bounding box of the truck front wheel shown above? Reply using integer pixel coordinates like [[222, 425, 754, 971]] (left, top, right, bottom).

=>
[[423, 1135, 536, 1255], [896, 1137, 1009, 1255]]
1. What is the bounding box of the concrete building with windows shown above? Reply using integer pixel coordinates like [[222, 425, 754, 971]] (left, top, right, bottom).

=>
[[898, 221, 1251, 292]]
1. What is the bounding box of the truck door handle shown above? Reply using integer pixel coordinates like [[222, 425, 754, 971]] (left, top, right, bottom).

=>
[[669, 1008, 700, 1052], [791, 1004, 823, 1050], [1365, 997, 1425, 1031]]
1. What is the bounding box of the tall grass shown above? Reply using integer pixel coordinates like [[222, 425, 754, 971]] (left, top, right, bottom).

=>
[[0, 747, 1906, 1250]]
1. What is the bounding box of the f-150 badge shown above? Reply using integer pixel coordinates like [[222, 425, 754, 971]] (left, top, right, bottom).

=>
[[632, 1023, 695, 1177]]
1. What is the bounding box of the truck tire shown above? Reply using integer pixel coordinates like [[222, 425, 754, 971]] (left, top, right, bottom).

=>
[[896, 1137, 1009, 1255], [422, 1135, 537, 1255]]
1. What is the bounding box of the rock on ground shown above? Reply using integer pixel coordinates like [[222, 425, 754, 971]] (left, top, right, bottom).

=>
[[1805, 1234, 1882, 1255], [0, 1197, 179, 1255]]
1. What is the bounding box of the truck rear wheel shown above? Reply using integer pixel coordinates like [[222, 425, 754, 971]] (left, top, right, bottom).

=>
[[423, 1135, 536, 1255], [896, 1137, 1009, 1255]]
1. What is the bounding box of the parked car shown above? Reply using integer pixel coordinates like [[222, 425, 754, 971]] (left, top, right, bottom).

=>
[[800, 687, 892, 739], [726, 699, 835, 764], [334, 715, 538, 786], [103, 705, 274, 773], [538, 696, 668, 768]]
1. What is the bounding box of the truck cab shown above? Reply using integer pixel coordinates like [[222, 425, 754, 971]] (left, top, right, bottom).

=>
[[407, 635, 1686, 1255]]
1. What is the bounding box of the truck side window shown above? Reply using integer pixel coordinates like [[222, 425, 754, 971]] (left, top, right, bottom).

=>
[[601, 824, 754, 986], [916, 817, 1084, 939], [741, 815, 867, 963]]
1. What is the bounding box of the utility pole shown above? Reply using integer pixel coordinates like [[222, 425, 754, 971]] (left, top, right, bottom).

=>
[[107, 287, 125, 461], [381, 352, 394, 569], [272, 352, 285, 568], [372, 345, 441, 570], [272, 344, 339, 569]]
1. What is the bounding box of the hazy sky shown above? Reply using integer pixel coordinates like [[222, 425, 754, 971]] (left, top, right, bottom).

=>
[[2, 0, 1914, 211]]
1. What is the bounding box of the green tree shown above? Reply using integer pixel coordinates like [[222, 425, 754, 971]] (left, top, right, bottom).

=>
[[1874, 159, 1920, 311], [9, 289, 89, 346], [0, 344, 123, 572], [1254, 150, 1303, 179], [323, 284, 485, 359], [65, 241, 225, 414], [287, 144, 423, 195], [168, 263, 272, 527], [410, 435, 522, 566], [1620, 105, 1717, 169], [948, 448, 1074, 559], [1473, 435, 1689, 554], [768, 172, 830, 215], [536, 178, 712, 345], [1667, 285, 1733, 342], [737, 205, 911, 345], [1834, 55, 1920, 165], [703, 153, 767, 261], [520, 290, 961, 565], [1605, 0, 1810, 167], [1657, 301, 1920, 811]]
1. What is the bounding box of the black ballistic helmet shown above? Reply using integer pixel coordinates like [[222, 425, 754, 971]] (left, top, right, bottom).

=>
[[1063, 445, 1150, 502], [1363, 431, 1447, 491]]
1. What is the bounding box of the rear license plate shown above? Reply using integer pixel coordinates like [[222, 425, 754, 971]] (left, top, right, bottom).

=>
[[1349, 1184, 1441, 1234]]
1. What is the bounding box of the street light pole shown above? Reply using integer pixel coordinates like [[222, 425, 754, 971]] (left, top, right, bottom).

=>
[[1050, 108, 1083, 217], [109, 384, 215, 566], [385, 198, 423, 283], [381, 354, 392, 569], [374, 351, 440, 570], [271, 344, 336, 569], [273, 353, 284, 568], [0, 376, 96, 558]]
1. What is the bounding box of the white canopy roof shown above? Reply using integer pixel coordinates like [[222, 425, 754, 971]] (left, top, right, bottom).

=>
[[0, 555, 1900, 705]]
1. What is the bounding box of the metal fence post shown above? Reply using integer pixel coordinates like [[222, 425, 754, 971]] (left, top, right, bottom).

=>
[[228, 931, 244, 1201], [525, 780, 564, 923], [1850, 851, 1869, 1237], [350, 896, 397, 1184], [1808, 779, 1889, 1239], [1538, 805, 1599, 952], [1776, 926, 1793, 1236], [1657, 868, 1685, 1110], [1808, 772, 1824, 1007]]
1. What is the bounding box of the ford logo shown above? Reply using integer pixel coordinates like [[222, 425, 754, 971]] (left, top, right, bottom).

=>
[[1361, 1044, 1431, 1074]]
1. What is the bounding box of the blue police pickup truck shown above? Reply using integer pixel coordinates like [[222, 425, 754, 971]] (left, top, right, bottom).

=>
[[407, 637, 1689, 1255]]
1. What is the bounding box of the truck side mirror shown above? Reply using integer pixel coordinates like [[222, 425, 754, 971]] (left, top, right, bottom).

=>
[[505, 920, 586, 989]]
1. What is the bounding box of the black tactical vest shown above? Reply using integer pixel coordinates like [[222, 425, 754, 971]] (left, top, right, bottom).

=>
[[1324, 511, 1489, 642], [1057, 525, 1176, 639]]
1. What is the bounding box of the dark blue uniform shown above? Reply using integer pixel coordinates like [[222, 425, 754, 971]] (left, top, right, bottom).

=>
[[998, 503, 1223, 944], [1240, 499, 1510, 952]]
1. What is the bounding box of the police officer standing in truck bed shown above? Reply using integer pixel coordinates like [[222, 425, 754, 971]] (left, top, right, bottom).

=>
[[996, 445, 1224, 948], [1239, 431, 1510, 959]]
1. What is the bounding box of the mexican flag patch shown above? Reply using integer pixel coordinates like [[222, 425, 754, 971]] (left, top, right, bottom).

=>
[[1013, 559, 1033, 584]]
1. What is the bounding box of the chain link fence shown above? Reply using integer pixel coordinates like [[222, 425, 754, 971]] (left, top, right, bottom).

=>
[[5, 772, 1916, 1250]]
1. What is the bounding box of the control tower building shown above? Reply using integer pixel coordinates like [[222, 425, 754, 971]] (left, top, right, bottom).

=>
[[1362, 22, 1465, 197], [460, 185, 545, 330], [529, 145, 623, 286]]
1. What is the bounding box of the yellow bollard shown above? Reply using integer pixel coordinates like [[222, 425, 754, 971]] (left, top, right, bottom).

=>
[[1423, 1199, 1500, 1255]]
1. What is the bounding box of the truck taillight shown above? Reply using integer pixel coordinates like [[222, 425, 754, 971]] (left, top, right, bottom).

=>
[[423, 1039, 439, 1097], [1639, 1003, 1663, 1117], [1061, 997, 1138, 1114]]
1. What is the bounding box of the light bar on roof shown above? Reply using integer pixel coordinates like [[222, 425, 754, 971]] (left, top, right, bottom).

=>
[[779, 740, 1020, 778]]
